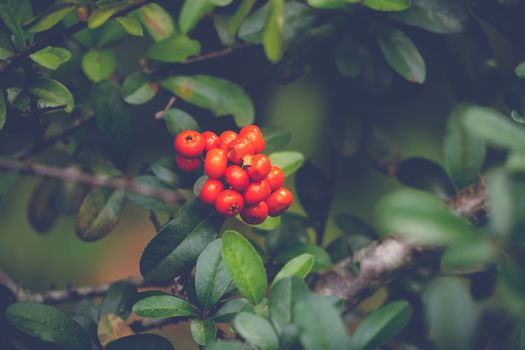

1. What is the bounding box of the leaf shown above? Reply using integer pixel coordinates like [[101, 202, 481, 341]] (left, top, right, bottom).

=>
[[28, 77, 75, 113], [75, 187, 126, 242], [296, 161, 333, 223], [293, 295, 350, 350], [121, 72, 158, 105], [515, 61, 525, 78], [106, 334, 174, 350], [365, 126, 401, 176], [27, 178, 61, 233], [268, 151, 304, 177], [269, 277, 309, 334], [441, 239, 497, 271], [97, 19, 128, 46], [160, 75, 255, 127], [263, 0, 285, 63], [221, 230, 268, 304], [362, 0, 411, 11], [147, 35, 201, 63], [164, 108, 199, 136], [275, 243, 331, 272], [24, 3, 75, 33], [191, 319, 217, 346], [334, 214, 377, 238], [205, 341, 252, 350], [0, 163, 18, 195], [0, 94, 6, 131], [126, 175, 175, 213], [0, 0, 32, 49], [82, 49, 117, 82], [307, 0, 356, 9], [212, 298, 250, 323], [132, 295, 198, 318], [273, 254, 314, 286], [374, 23, 426, 84], [116, 15, 143, 36], [30, 46, 71, 70], [261, 126, 292, 153], [264, 213, 310, 256], [233, 312, 279, 350], [389, 0, 469, 34], [140, 199, 223, 282], [375, 189, 479, 244], [136, 3, 176, 42], [348, 300, 412, 350], [179, 0, 215, 34], [485, 167, 518, 236], [97, 314, 134, 347], [228, 0, 256, 37], [396, 157, 455, 199], [506, 151, 525, 174], [6, 301, 91, 350], [99, 281, 138, 320], [511, 110, 525, 124], [88, 1, 135, 29], [242, 215, 281, 231], [0, 31, 14, 59]]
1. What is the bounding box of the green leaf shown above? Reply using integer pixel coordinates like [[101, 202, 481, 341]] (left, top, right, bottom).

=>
[[233, 312, 279, 350], [221, 230, 268, 304], [293, 295, 350, 350], [268, 151, 304, 177], [205, 341, 252, 350], [132, 295, 198, 318], [485, 167, 518, 236], [121, 72, 158, 105], [296, 161, 333, 223], [28, 77, 75, 113], [275, 243, 331, 272], [515, 61, 525, 78], [389, 0, 468, 34], [191, 319, 217, 346], [97, 19, 128, 46], [88, 1, 135, 29], [227, 0, 256, 37], [82, 49, 117, 82], [126, 175, 175, 213], [365, 126, 401, 176], [263, 0, 285, 63], [375, 189, 478, 244], [306, 0, 356, 9], [396, 157, 455, 199], [334, 214, 377, 238], [269, 277, 309, 334], [75, 187, 126, 242], [273, 254, 314, 285], [511, 110, 525, 124], [241, 214, 281, 231], [264, 213, 310, 256], [373, 23, 425, 83], [136, 3, 176, 42], [335, 38, 366, 78], [362, 0, 412, 11], [506, 151, 525, 174], [27, 178, 61, 233], [0, 31, 14, 59], [444, 104, 487, 189], [106, 334, 174, 350], [6, 301, 91, 350], [30, 46, 71, 70], [99, 281, 138, 320], [97, 314, 133, 347], [261, 126, 292, 153], [0, 0, 32, 49], [348, 300, 412, 350], [140, 199, 223, 282], [24, 3, 75, 33], [179, 0, 215, 34], [0, 94, 6, 131], [116, 15, 143, 36], [212, 298, 250, 322], [147, 35, 201, 63], [164, 108, 199, 136], [160, 75, 255, 127], [195, 239, 232, 311], [441, 239, 497, 271]]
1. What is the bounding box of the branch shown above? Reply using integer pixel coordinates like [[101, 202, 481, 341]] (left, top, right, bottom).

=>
[[312, 180, 487, 309], [180, 42, 252, 65], [0, 158, 186, 204]]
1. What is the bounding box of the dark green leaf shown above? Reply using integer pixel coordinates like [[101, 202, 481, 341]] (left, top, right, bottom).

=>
[[24, 3, 75, 33], [511, 110, 525, 124], [441, 239, 497, 271], [99, 281, 138, 320], [263, 0, 285, 63], [126, 175, 175, 213], [179, 0, 215, 34], [205, 341, 252, 350], [27, 178, 61, 233], [0, 31, 14, 59], [147, 35, 201, 63], [160, 75, 255, 127], [212, 298, 250, 322], [132, 295, 198, 318], [515, 61, 525, 78], [261, 126, 292, 153], [233, 312, 279, 350], [0, 0, 32, 49], [88, 1, 135, 29], [275, 243, 331, 272], [98, 19, 128, 46], [0, 94, 6, 131], [396, 157, 455, 199], [97, 313, 133, 347], [329, 115, 363, 156], [116, 14, 143, 36], [268, 151, 304, 177], [363, 0, 411, 11], [30, 46, 71, 70], [296, 161, 333, 222], [269, 277, 309, 334], [213, 14, 235, 46], [0, 165, 17, 195], [365, 126, 401, 176], [348, 300, 412, 350], [273, 254, 314, 285], [136, 3, 176, 42], [191, 319, 217, 346], [121, 72, 158, 105], [29, 77, 75, 113], [106, 334, 174, 350], [264, 213, 310, 256], [334, 214, 377, 238], [6, 301, 91, 350], [82, 49, 117, 82], [221, 230, 268, 304], [164, 108, 199, 136]]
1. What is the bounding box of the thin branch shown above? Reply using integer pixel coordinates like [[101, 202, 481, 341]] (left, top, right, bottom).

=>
[[180, 42, 252, 65], [155, 96, 177, 120], [149, 211, 162, 232], [0, 158, 186, 204]]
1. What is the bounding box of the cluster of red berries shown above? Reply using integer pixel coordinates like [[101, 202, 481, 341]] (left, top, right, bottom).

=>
[[174, 125, 293, 224]]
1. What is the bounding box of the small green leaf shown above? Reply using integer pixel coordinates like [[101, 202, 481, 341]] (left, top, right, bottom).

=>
[[136, 3, 176, 42], [261, 126, 292, 153], [6, 301, 91, 350], [191, 319, 217, 346], [363, 0, 412, 11], [205, 341, 252, 350], [269, 277, 309, 334], [121, 72, 158, 105], [99, 281, 138, 320], [132, 295, 198, 318], [164, 108, 199, 136], [82, 49, 117, 82], [28, 77, 75, 113], [160, 75, 255, 127], [0, 31, 14, 59], [273, 254, 314, 285], [179, 0, 215, 34], [88, 1, 135, 29], [147, 35, 201, 63], [228, 0, 256, 37], [241, 214, 281, 231], [0, 94, 6, 130], [97, 314, 133, 347], [27, 178, 61, 233], [275, 243, 331, 272], [506, 151, 525, 174], [0, 0, 33, 49], [24, 3, 75, 33], [515, 61, 525, 78], [221, 230, 268, 304], [30, 46, 71, 70], [106, 334, 174, 350], [441, 239, 497, 271], [97, 19, 128, 46], [307, 0, 356, 9], [485, 167, 518, 237], [511, 110, 525, 124], [263, 0, 285, 63], [268, 151, 304, 177], [116, 15, 143, 36], [349, 300, 412, 350], [212, 298, 250, 323], [396, 157, 455, 199], [233, 312, 279, 350]]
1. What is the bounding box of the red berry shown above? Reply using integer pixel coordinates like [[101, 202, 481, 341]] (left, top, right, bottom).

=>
[[175, 154, 201, 172], [243, 180, 271, 206], [215, 189, 244, 217], [266, 188, 293, 216], [174, 130, 205, 158], [202, 131, 220, 151], [239, 125, 265, 153], [227, 137, 255, 164], [245, 154, 271, 181], [219, 131, 238, 150], [204, 148, 228, 179], [266, 166, 285, 191], [241, 201, 269, 225], [225, 165, 250, 192], [199, 179, 224, 205]]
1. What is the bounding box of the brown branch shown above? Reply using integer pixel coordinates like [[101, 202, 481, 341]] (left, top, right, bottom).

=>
[[181, 42, 252, 65], [312, 180, 488, 309], [0, 158, 186, 205]]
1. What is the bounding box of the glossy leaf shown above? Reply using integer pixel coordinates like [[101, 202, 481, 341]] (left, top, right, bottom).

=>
[[396, 157, 455, 199], [275, 243, 331, 272], [106, 334, 174, 350], [362, 0, 411, 11], [97, 314, 133, 347], [160, 75, 255, 127], [132, 295, 198, 318], [179, 0, 215, 34], [136, 3, 175, 42], [233, 312, 279, 350], [99, 281, 137, 320], [24, 3, 75, 33], [262, 126, 292, 153], [29, 77, 75, 113], [116, 15, 143, 36], [121, 72, 158, 105], [212, 298, 250, 323], [82, 49, 117, 82], [269, 151, 305, 177], [147, 35, 201, 63], [221, 230, 267, 304], [88, 1, 135, 29], [269, 277, 309, 334], [191, 319, 217, 346], [30, 46, 71, 70], [263, 0, 285, 63], [273, 254, 315, 285]]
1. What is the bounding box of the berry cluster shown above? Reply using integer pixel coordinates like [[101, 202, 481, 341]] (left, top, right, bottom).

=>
[[174, 125, 293, 224]]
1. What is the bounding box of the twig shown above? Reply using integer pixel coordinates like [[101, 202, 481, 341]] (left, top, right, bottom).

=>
[[149, 211, 162, 232], [0, 158, 186, 204], [181, 42, 252, 65], [155, 96, 176, 120]]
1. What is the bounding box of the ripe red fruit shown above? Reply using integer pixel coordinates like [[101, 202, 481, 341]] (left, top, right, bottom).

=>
[[215, 189, 244, 217], [199, 179, 224, 205], [202, 131, 220, 151], [175, 154, 201, 172], [239, 125, 265, 153], [174, 130, 205, 158], [243, 180, 271, 206], [245, 154, 271, 181], [204, 148, 228, 179], [227, 137, 255, 164], [241, 201, 269, 225], [225, 165, 250, 191], [266, 166, 285, 191], [266, 188, 294, 216], [219, 131, 238, 150]]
